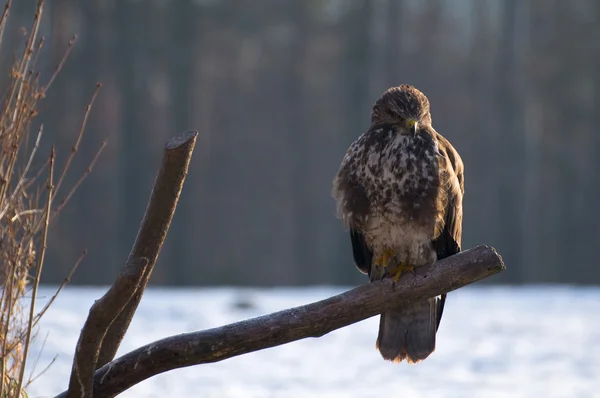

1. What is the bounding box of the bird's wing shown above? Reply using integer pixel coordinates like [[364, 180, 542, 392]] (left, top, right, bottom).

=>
[[432, 133, 465, 330], [350, 229, 373, 275], [332, 128, 383, 276]]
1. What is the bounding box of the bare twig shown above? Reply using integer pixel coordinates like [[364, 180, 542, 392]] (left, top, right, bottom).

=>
[[10, 209, 43, 222], [0, 125, 44, 221], [52, 83, 102, 199], [26, 353, 56, 387], [54, 245, 505, 398], [29, 37, 45, 76], [63, 131, 198, 398], [0, 2, 98, 396], [9, 0, 42, 124], [41, 35, 77, 96], [20, 157, 50, 193], [25, 330, 49, 386], [2, 249, 88, 357], [52, 140, 107, 219], [34, 249, 87, 323], [0, 1, 12, 51], [0, 260, 16, 397], [16, 146, 53, 396]]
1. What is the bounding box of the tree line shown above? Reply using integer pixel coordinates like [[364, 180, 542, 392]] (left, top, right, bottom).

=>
[[4, 0, 598, 286]]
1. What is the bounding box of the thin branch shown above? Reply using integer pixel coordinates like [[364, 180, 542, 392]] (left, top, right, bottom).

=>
[[0, 1, 12, 51], [52, 83, 102, 200], [52, 140, 106, 220], [26, 330, 49, 386], [20, 157, 49, 193], [34, 249, 87, 323], [9, 0, 43, 124], [0, 261, 16, 398], [10, 208, 42, 221], [16, 145, 53, 396], [2, 249, 88, 356], [30, 37, 45, 76], [26, 353, 56, 387], [41, 35, 77, 96], [54, 245, 505, 398], [0, 111, 43, 222], [63, 131, 198, 398], [13, 124, 43, 196]]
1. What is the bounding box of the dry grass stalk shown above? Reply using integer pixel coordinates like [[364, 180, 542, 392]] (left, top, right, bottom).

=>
[[0, 1, 103, 397]]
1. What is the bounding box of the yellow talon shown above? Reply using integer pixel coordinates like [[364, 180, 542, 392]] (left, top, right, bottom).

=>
[[391, 262, 415, 283], [374, 250, 416, 287]]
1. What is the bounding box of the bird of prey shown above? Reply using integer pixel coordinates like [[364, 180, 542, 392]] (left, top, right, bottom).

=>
[[332, 84, 464, 364]]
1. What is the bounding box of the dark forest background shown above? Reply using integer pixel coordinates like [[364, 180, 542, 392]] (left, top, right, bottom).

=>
[[3, 0, 599, 286]]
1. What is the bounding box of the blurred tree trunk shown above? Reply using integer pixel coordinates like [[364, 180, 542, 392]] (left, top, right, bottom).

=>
[[592, 1, 600, 258], [75, 1, 124, 281], [549, 0, 581, 283], [46, 0, 87, 281], [30, 0, 600, 286], [93, 0, 122, 279], [466, 0, 502, 281], [197, 2, 239, 285], [287, 0, 311, 284], [527, 0, 562, 282], [187, 5, 219, 285], [516, 0, 543, 283], [335, 0, 373, 284], [166, 0, 196, 284], [366, 0, 388, 98], [117, 1, 145, 267], [46, 0, 74, 280], [384, 0, 404, 82], [494, 0, 523, 282], [558, 0, 600, 282]]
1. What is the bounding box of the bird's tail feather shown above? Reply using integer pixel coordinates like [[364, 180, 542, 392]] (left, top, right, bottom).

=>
[[376, 298, 439, 363]]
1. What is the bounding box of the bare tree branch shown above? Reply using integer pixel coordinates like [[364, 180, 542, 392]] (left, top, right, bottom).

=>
[[65, 258, 148, 398], [56, 245, 504, 398], [64, 131, 198, 398]]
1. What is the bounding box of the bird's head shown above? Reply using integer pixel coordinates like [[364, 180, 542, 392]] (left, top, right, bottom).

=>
[[370, 85, 432, 135]]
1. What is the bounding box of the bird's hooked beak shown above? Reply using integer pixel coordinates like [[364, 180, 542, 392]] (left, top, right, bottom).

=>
[[407, 119, 418, 136]]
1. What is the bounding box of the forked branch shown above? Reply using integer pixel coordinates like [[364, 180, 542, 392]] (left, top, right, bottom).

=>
[[57, 245, 504, 398], [64, 131, 198, 398]]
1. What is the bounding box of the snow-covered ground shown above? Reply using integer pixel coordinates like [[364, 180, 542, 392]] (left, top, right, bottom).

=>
[[25, 285, 600, 398]]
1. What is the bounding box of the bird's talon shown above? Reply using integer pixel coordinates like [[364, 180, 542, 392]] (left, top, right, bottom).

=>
[[389, 262, 415, 286]]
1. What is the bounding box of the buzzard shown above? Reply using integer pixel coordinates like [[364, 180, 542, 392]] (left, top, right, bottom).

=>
[[332, 84, 464, 363]]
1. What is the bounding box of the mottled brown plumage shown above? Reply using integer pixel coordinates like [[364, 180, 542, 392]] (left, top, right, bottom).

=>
[[332, 84, 464, 363]]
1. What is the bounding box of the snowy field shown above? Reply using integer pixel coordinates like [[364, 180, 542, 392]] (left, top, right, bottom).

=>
[[25, 285, 600, 398]]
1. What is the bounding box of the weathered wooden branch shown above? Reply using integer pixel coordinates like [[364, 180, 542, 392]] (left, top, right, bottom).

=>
[[64, 131, 198, 398], [65, 258, 147, 398], [57, 245, 504, 398]]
